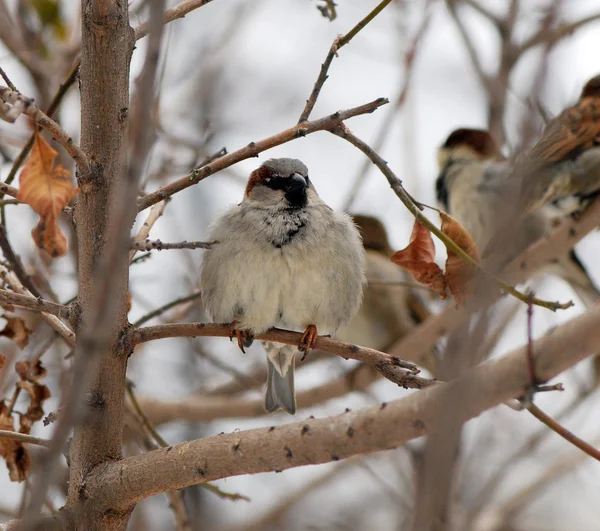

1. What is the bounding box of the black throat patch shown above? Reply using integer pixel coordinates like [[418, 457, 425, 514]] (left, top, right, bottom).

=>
[[266, 209, 309, 248]]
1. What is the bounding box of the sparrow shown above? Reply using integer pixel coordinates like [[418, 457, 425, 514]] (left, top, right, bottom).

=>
[[436, 128, 600, 307], [200, 158, 365, 414], [518, 74, 600, 217]]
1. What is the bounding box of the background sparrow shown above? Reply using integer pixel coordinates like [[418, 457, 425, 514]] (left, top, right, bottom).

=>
[[200, 158, 365, 414], [519, 74, 600, 217], [436, 128, 600, 307]]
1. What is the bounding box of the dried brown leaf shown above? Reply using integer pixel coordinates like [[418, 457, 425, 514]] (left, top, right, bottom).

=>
[[18, 131, 78, 257], [14, 360, 50, 434], [0, 404, 30, 482], [391, 219, 447, 299], [441, 213, 481, 304], [0, 315, 32, 349], [0, 353, 4, 368]]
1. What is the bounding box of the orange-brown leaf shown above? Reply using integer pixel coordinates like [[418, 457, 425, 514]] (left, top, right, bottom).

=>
[[0, 315, 32, 349], [441, 213, 480, 304], [0, 353, 4, 368], [18, 131, 78, 257], [0, 404, 30, 482], [391, 219, 447, 299]]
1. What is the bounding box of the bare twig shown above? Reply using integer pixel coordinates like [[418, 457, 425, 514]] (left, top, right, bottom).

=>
[[344, 1, 432, 208], [137, 98, 388, 211], [0, 430, 52, 448], [0, 86, 91, 180], [298, 0, 394, 123], [0, 288, 70, 319], [129, 199, 169, 262], [526, 403, 600, 461], [0, 264, 75, 345], [134, 0, 217, 40], [0, 223, 41, 297], [130, 239, 215, 252], [132, 291, 203, 327]]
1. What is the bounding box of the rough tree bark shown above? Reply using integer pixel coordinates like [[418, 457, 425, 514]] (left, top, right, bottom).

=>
[[65, 1, 134, 529]]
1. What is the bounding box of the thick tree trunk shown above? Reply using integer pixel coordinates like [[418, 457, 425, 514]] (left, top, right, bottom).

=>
[[66, 1, 134, 529]]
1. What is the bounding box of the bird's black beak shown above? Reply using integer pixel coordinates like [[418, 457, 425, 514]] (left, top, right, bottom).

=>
[[285, 173, 308, 208], [286, 173, 307, 193]]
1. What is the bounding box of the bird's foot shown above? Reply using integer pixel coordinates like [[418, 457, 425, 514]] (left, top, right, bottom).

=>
[[228, 321, 254, 353], [299, 324, 318, 362]]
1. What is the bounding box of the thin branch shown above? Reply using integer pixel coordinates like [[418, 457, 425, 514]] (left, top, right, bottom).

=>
[[526, 403, 600, 461], [0, 66, 16, 91], [0, 264, 75, 346], [344, 1, 433, 209], [131, 322, 427, 381], [132, 291, 203, 327], [298, 0, 394, 123], [0, 430, 52, 448], [130, 239, 215, 252], [519, 12, 600, 53], [331, 123, 572, 312], [134, 0, 217, 40], [446, 0, 489, 89], [129, 199, 169, 262], [461, 0, 501, 25], [2, 61, 80, 194], [137, 98, 388, 212], [0, 86, 91, 180], [0, 223, 41, 297], [0, 288, 71, 319]]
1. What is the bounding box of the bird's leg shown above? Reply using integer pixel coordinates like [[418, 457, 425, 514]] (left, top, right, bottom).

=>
[[228, 321, 254, 353], [299, 324, 318, 362]]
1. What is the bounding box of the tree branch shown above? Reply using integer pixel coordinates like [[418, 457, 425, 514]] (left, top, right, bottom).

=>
[[136, 98, 388, 212], [130, 239, 215, 252], [131, 323, 429, 388], [79, 301, 600, 513], [0, 288, 71, 319], [0, 430, 52, 449], [0, 87, 91, 180]]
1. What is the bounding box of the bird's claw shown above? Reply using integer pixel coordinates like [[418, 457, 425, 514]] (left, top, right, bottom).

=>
[[299, 324, 318, 362], [228, 322, 254, 353]]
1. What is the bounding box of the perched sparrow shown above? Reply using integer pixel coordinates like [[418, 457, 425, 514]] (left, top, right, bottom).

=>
[[436, 128, 600, 307], [336, 215, 429, 350], [200, 158, 365, 414], [519, 74, 600, 217]]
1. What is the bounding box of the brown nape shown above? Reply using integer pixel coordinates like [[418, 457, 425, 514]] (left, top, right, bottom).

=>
[[580, 74, 600, 99], [442, 128, 501, 158], [352, 214, 392, 256], [245, 164, 270, 196]]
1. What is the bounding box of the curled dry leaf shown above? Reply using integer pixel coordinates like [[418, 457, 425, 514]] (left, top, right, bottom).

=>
[[0, 403, 30, 482], [440, 213, 480, 304], [0, 353, 4, 368], [14, 360, 51, 434], [0, 315, 32, 349], [18, 131, 79, 258], [391, 219, 447, 299]]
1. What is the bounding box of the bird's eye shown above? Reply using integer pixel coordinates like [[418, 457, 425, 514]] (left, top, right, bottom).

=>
[[264, 177, 271, 183]]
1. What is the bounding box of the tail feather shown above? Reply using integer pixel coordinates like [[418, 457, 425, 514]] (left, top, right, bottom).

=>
[[265, 358, 296, 414]]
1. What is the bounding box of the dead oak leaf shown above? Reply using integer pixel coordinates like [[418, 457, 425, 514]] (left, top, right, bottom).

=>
[[391, 219, 447, 299], [0, 315, 32, 349], [18, 131, 78, 258], [440, 213, 480, 304]]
